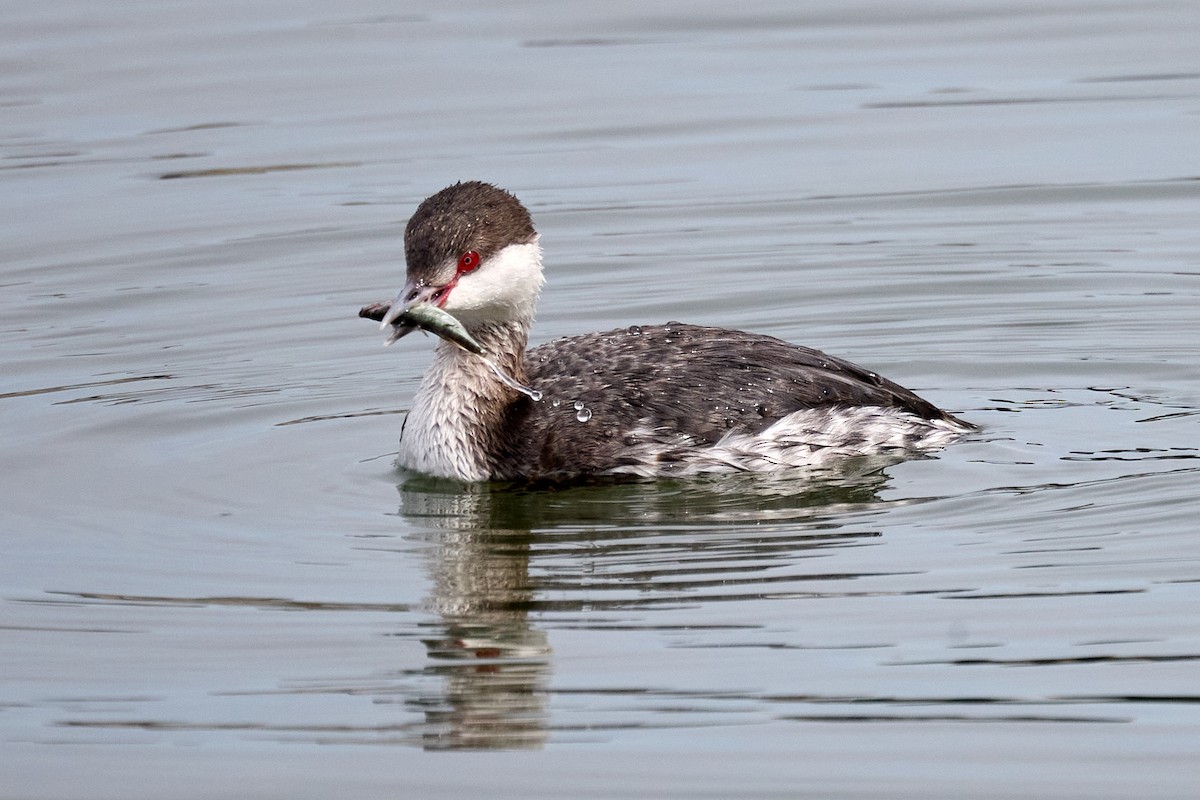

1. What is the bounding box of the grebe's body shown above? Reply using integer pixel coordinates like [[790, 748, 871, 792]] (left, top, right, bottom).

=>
[[367, 182, 973, 483]]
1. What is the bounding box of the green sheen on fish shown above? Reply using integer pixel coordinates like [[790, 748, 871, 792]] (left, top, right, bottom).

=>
[[388, 304, 484, 354]]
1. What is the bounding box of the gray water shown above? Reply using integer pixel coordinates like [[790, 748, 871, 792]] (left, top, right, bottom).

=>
[[3, 2, 1199, 798]]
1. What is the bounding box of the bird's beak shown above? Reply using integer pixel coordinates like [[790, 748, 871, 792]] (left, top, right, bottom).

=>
[[376, 278, 445, 345], [373, 277, 483, 351], [380, 277, 441, 330]]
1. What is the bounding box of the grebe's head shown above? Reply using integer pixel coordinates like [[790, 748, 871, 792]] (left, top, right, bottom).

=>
[[381, 182, 544, 336]]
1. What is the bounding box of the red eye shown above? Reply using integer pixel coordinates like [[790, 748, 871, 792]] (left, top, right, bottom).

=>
[[456, 251, 480, 274]]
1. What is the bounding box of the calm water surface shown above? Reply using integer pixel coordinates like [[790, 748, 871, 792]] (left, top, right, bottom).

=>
[[3, 2, 1199, 798]]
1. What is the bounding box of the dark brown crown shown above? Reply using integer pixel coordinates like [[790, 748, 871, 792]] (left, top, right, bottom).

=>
[[404, 182, 537, 281]]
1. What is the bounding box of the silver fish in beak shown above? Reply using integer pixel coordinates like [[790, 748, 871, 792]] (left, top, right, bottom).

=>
[[358, 300, 484, 354]]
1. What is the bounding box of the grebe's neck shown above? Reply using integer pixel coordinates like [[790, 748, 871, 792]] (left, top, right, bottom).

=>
[[397, 320, 531, 481]]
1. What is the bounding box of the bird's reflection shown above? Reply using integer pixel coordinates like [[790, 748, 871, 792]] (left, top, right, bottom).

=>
[[399, 482, 550, 750], [396, 455, 904, 750]]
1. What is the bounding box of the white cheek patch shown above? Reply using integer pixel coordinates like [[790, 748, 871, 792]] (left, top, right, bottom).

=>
[[445, 239, 544, 325]]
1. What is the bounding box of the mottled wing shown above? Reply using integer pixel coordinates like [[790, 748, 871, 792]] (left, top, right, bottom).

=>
[[504, 324, 962, 479]]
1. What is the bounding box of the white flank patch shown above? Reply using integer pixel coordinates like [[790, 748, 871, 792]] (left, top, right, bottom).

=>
[[607, 407, 972, 478]]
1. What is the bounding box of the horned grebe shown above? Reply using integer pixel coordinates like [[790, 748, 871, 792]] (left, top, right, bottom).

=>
[[361, 181, 974, 482]]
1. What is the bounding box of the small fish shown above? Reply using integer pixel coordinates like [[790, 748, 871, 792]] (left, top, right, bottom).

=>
[[380, 303, 485, 354], [360, 300, 540, 400]]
